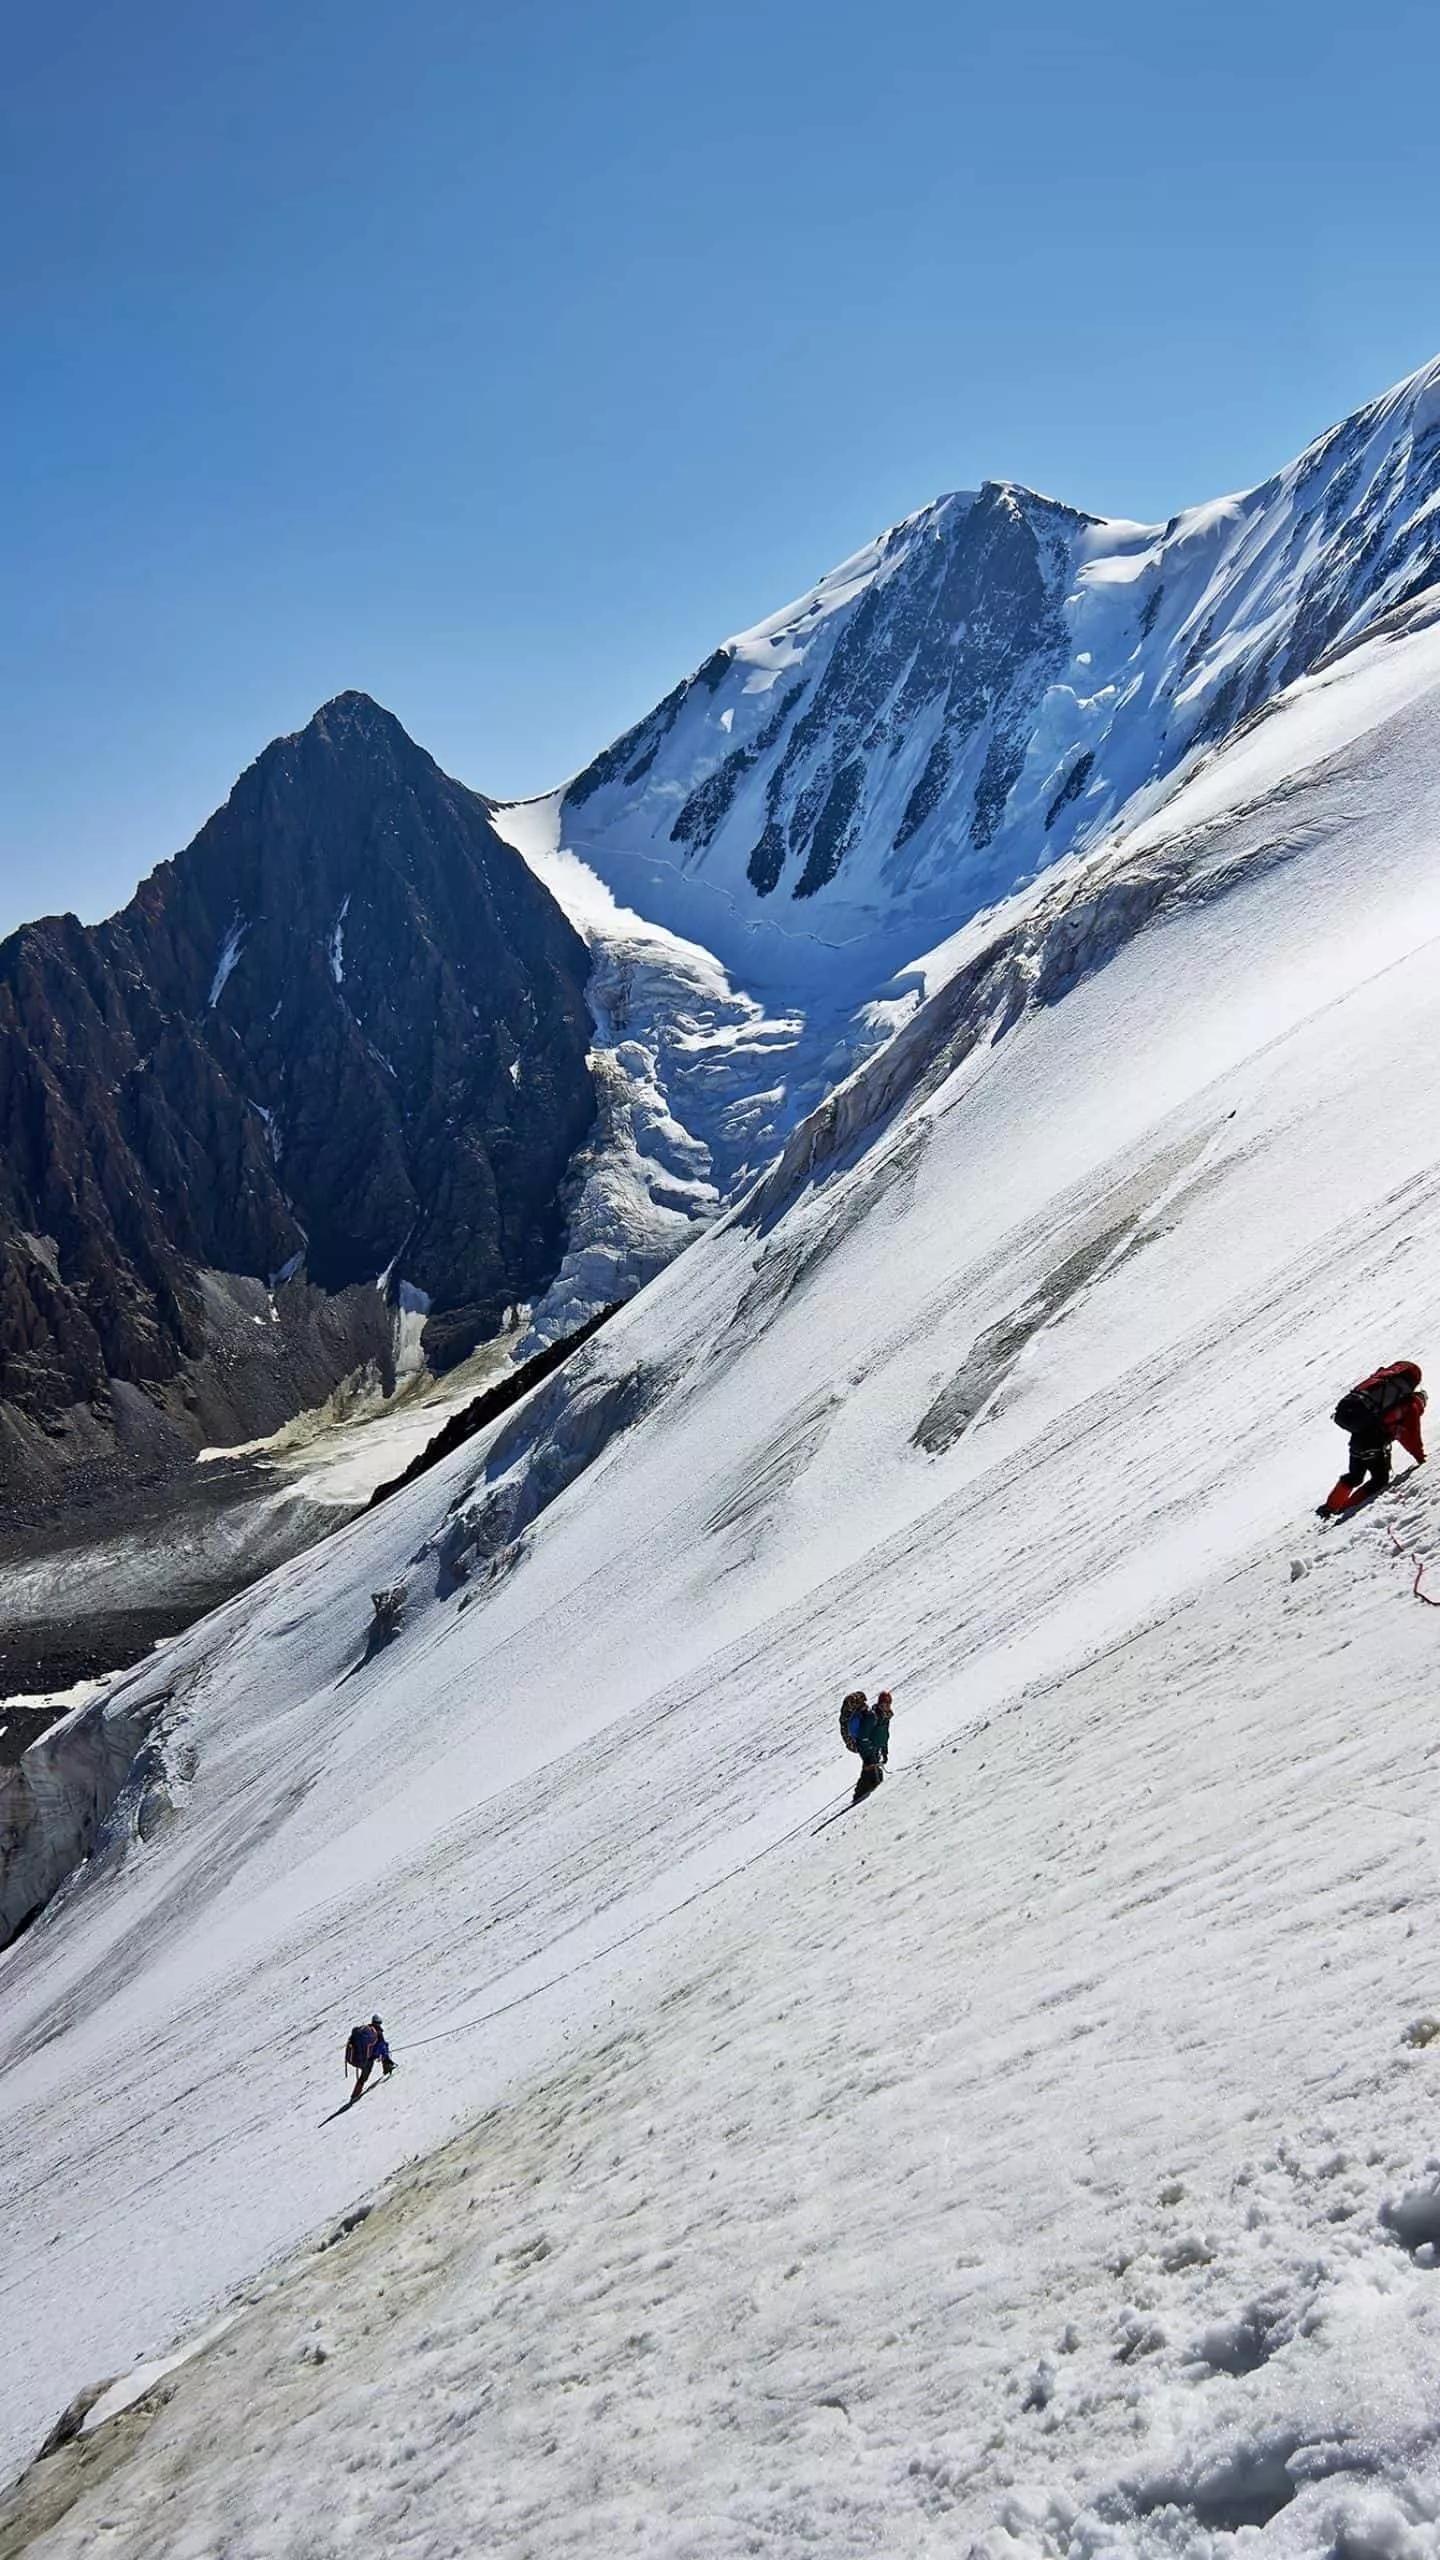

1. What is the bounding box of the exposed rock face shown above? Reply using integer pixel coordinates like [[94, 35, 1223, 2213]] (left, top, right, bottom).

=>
[[733, 482, 1079, 901], [0, 695, 596, 1520], [565, 483, 1086, 925]]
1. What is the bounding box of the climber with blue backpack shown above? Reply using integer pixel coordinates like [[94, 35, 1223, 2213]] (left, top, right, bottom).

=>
[[344, 2015, 395, 2104], [839, 1688, 894, 1804]]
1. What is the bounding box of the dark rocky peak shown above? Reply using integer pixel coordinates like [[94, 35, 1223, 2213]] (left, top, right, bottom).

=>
[[121, 693, 477, 1007], [307, 686, 405, 739], [243, 689, 441, 825], [114, 694, 599, 1314], [0, 701, 597, 1522]]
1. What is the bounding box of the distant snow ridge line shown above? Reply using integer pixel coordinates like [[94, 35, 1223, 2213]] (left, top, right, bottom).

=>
[[560, 355, 1440, 953], [746, 576, 1440, 1240]]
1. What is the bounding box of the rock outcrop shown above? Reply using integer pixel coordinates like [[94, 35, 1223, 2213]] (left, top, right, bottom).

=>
[[0, 694, 596, 1520]]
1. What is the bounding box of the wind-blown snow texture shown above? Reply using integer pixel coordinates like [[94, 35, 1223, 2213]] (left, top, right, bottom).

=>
[[11, 565, 1440, 2553], [560, 358, 1440, 976]]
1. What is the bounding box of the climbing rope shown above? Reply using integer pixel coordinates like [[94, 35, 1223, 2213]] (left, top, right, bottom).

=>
[[0, 1778, 861, 2316], [389, 1515, 1337, 2053], [395, 1783, 855, 2053], [1385, 1517, 1440, 1605]]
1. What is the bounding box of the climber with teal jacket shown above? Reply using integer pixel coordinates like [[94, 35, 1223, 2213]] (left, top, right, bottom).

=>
[[839, 1688, 893, 1803]]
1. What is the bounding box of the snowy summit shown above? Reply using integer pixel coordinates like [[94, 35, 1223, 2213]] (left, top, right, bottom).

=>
[[557, 356, 1440, 967]]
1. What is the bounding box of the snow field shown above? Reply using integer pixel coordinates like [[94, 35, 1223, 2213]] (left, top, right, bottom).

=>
[[10, 603, 1440, 2548], [13, 1522, 1440, 2557]]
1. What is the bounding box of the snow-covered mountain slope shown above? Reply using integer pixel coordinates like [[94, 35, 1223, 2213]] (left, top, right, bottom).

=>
[[12, 591, 1440, 2552], [555, 357, 1440, 974]]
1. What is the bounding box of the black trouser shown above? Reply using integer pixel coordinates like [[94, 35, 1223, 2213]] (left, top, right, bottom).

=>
[[1342, 1435, 1391, 1496], [853, 1759, 885, 1804]]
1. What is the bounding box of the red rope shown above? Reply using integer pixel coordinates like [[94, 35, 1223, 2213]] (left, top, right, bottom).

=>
[[1385, 1518, 1440, 1604]]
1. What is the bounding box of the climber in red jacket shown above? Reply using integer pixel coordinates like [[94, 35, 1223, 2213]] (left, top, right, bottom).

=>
[[1318, 1361, 1428, 1516]]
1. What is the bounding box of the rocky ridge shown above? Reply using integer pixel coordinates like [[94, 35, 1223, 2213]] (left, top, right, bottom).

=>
[[0, 695, 596, 1520]]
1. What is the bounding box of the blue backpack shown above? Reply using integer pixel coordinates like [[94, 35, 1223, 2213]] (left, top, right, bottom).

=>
[[839, 1692, 867, 1753]]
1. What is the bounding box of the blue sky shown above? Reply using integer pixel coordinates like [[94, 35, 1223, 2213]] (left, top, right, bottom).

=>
[[4, 0, 1440, 935]]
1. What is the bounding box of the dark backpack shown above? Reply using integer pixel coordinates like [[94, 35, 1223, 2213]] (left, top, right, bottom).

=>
[[344, 2023, 370, 2070], [1336, 1364, 1422, 1434], [839, 1692, 866, 1752]]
